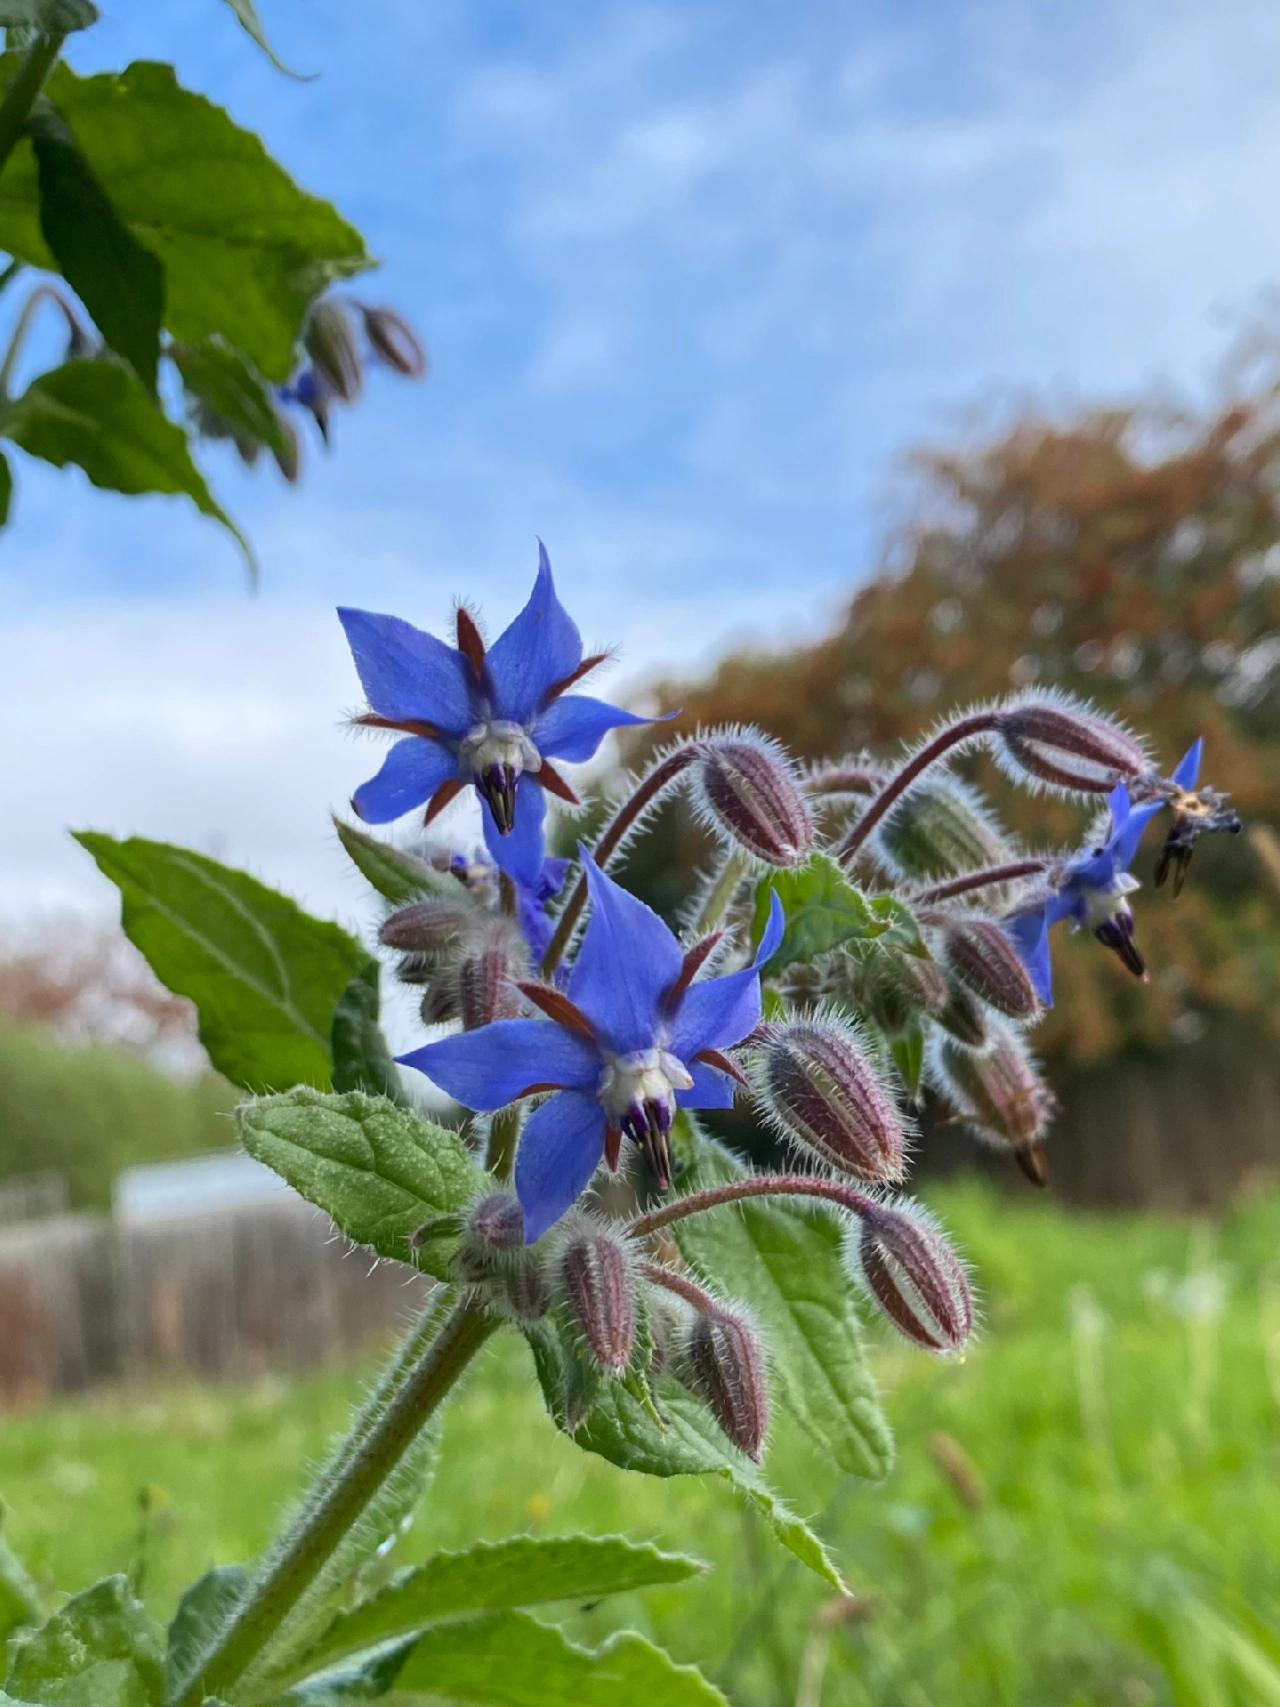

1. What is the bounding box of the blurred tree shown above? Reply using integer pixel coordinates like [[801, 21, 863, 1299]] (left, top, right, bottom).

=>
[[642, 381, 1280, 1068]]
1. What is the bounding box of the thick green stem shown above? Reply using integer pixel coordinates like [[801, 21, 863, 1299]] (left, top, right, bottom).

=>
[[690, 850, 748, 935], [0, 31, 65, 177], [173, 1296, 497, 1707]]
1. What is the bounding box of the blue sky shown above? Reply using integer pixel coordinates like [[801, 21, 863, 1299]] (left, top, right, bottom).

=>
[[6, 0, 1280, 931]]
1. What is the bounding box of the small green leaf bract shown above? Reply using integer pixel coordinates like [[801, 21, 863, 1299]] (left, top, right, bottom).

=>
[[753, 852, 928, 974], [72, 832, 367, 1093], [237, 1087, 484, 1276]]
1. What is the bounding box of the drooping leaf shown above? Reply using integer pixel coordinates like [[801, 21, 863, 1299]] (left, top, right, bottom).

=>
[[172, 336, 290, 460], [674, 1134, 893, 1481], [0, 61, 368, 380], [530, 1339, 844, 1592], [0, 0, 97, 29], [3, 1574, 164, 1706], [217, 0, 311, 79], [73, 833, 367, 1093], [330, 960, 408, 1106], [332, 818, 458, 909], [387, 1609, 728, 1707], [237, 1087, 484, 1276], [283, 1536, 702, 1687], [28, 105, 163, 391], [164, 1565, 249, 1703], [752, 852, 928, 975], [1, 361, 251, 572]]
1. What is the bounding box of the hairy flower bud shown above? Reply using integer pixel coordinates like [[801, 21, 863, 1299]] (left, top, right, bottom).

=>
[[853, 1200, 973, 1353], [933, 914, 1039, 1020], [933, 983, 990, 1050], [457, 942, 521, 1030], [996, 694, 1147, 793], [503, 1257, 552, 1323], [360, 304, 429, 377], [468, 1191, 525, 1251], [379, 900, 472, 954], [679, 1307, 769, 1460], [935, 1027, 1056, 1184], [695, 731, 814, 866], [271, 408, 301, 484], [304, 299, 363, 402], [757, 1021, 905, 1181], [878, 779, 1014, 882], [559, 1226, 636, 1373]]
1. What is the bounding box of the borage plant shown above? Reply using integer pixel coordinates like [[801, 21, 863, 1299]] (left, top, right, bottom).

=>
[[10, 548, 1240, 1705]]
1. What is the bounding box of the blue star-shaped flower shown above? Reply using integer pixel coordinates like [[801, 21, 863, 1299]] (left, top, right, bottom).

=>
[[400, 856, 785, 1242], [1007, 782, 1164, 1006], [340, 545, 661, 884]]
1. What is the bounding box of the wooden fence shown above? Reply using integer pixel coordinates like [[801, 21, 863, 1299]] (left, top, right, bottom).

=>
[[0, 1193, 428, 1409]]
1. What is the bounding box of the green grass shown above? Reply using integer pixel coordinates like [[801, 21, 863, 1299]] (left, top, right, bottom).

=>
[[3, 1182, 1280, 1706]]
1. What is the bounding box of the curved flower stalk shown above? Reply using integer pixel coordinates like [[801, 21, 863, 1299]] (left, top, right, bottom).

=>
[[340, 544, 664, 882], [401, 854, 785, 1242]]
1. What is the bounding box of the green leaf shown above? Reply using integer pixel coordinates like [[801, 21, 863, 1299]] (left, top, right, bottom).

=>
[[164, 1565, 249, 1703], [0, 1, 97, 29], [218, 0, 311, 79], [172, 336, 290, 460], [889, 1021, 926, 1100], [674, 1135, 893, 1481], [28, 105, 163, 391], [1, 361, 251, 573], [286, 1537, 702, 1686], [73, 833, 367, 1094], [0, 61, 369, 381], [332, 818, 457, 909], [3, 1575, 164, 1706], [237, 1087, 484, 1276], [0, 449, 11, 524], [752, 852, 928, 975], [268, 1639, 415, 1702], [552, 1363, 845, 1592], [330, 960, 408, 1106], [389, 1609, 728, 1706], [0, 1519, 42, 1646]]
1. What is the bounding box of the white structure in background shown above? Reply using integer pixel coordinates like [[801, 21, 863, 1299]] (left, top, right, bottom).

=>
[[114, 1150, 284, 1224]]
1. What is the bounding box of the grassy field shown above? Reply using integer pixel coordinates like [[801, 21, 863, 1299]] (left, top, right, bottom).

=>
[[3, 1180, 1279, 1706]]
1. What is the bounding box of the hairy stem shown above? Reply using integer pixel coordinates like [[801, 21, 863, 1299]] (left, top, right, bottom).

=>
[[173, 1296, 497, 1706], [629, 1173, 876, 1239], [835, 712, 1000, 865], [0, 283, 80, 399], [804, 763, 885, 797], [912, 858, 1051, 904], [540, 743, 701, 976], [639, 1258, 719, 1314], [484, 1103, 522, 1181], [0, 30, 65, 177]]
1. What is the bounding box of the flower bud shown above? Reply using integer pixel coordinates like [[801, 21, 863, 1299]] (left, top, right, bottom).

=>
[[360, 304, 428, 377], [695, 731, 814, 866], [468, 1192, 525, 1251], [933, 984, 990, 1050], [853, 1200, 973, 1353], [935, 1027, 1056, 1163], [996, 694, 1147, 793], [878, 779, 1013, 883], [678, 1308, 769, 1460], [271, 407, 301, 484], [457, 942, 521, 1030], [503, 1258, 552, 1323], [559, 1226, 636, 1374], [419, 978, 461, 1026], [757, 1021, 905, 1181], [379, 900, 472, 954], [303, 299, 363, 402], [933, 915, 1039, 1020]]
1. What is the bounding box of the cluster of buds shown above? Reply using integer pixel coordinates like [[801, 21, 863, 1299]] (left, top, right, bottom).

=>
[[274, 296, 426, 460]]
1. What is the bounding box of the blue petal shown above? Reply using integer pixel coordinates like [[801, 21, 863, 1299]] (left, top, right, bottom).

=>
[[338, 609, 474, 733], [515, 1089, 607, 1243], [482, 772, 547, 887], [485, 543, 583, 724], [351, 737, 456, 825], [534, 694, 654, 763], [398, 1018, 599, 1111], [667, 893, 785, 1058], [1105, 784, 1163, 873], [1172, 737, 1203, 791], [680, 1060, 736, 1111], [566, 854, 684, 1053], [1006, 907, 1055, 1007], [536, 857, 571, 902]]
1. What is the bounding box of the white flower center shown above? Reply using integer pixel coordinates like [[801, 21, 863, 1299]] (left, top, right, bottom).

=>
[[460, 719, 541, 780], [597, 1048, 693, 1122]]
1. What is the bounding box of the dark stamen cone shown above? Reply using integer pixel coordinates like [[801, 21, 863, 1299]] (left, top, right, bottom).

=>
[[696, 732, 814, 866], [855, 1201, 973, 1353], [679, 1308, 769, 1460], [997, 697, 1147, 792], [935, 914, 1040, 1020], [937, 1028, 1056, 1151], [759, 1022, 905, 1181], [560, 1228, 636, 1373]]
